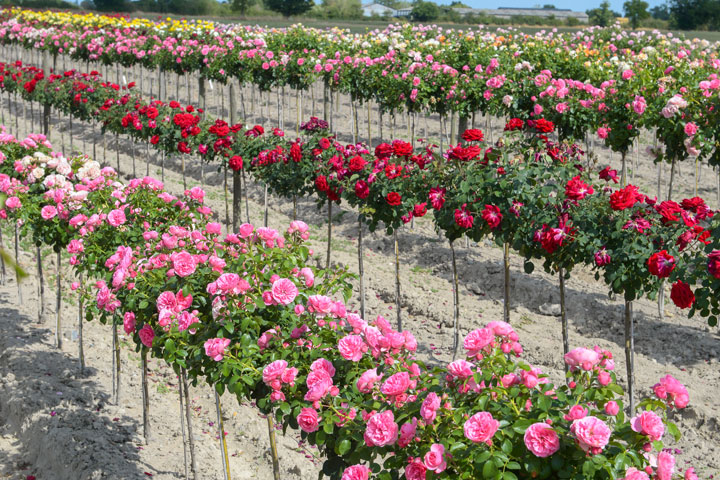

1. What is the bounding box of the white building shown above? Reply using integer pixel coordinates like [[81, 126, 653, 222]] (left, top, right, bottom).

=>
[[361, 3, 398, 17]]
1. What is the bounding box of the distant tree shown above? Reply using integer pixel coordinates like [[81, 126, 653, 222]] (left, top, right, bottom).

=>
[[650, 3, 670, 19], [669, 0, 720, 29], [623, 0, 649, 28], [377, 0, 402, 7], [93, 0, 132, 11], [320, 0, 362, 18], [231, 0, 255, 15], [586, 0, 618, 26], [411, 0, 439, 21], [449, 0, 470, 7], [543, 4, 556, 8], [265, 0, 314, 17]]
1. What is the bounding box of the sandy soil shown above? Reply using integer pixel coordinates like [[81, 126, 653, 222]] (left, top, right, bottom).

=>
[[0, 49, 718, 480]]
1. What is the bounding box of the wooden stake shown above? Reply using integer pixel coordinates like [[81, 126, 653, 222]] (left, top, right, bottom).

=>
[[36, 247, 44, 322], [142, 350, 151, 444], [55, 251, 62, 349], [266, 414, 281, 480], [358, 217, 366, 320], [450, 240, 460, 360], [624, 300, 635, 413], [78, 273, 84, 375], [503, 242, 511, 323], [326, 202, 332, 269], [559, 268, 569, 375], [113, 319, 121, 404], [181, 370, 199, 480], [215, 392, 232, 480], [394, 229, 402, 331]]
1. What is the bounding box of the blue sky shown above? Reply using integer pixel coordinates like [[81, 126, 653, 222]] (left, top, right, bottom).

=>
[[432, 0, 667, 14]]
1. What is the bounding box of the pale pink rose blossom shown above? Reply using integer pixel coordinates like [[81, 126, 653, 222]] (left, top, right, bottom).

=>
[[338, 335, 366, 361], [423, 443, 447, 473], [463, 411, 499, 445], [271, 278, 298, 305], [524, 422, 560, 457], [364, 410, 398, 447], [631, 411, 664, 441], [204, 338, 231, 361], [657, 451, 675, 480], [570, 416, 611, 453], [341, 465, 371, 480], [297, 407, 319, 433]]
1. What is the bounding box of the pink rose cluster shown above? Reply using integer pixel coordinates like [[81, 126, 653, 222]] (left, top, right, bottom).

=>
[[287, 220, 310, 240], [204, 337, 231, 361], [156, 290, 199, 333], [653, 374, 689, 409], [304, 358, 338, 405], [463, 321, 521, 360], [563, 346, 614, 382], [262, 359, 299, 402]]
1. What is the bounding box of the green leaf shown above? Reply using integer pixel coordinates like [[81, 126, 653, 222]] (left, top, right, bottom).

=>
[[482, 458, 498, 479], [337, 439, 351, 455]]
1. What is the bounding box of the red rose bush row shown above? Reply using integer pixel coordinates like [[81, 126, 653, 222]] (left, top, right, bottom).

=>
[[0, 119, 703, 480], [3, 58, 720, 326]]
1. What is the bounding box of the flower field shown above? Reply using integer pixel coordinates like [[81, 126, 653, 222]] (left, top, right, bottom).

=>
[[0, 7, 717, 480]]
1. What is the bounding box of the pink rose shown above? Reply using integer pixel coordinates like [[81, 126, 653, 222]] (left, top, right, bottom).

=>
[[653, 375, 689, 408], [622, 467, 650, 480], [463, 411, 499, 445], [404, 459, 427, 480], [564, 404, 588, 421], [307, 295, 334, 316], [364, 410, 398, 447], [657, 451, 675, 480], [604, 401, 619, 416], [423, 443, 447, 473], [204, 337, 231, 362], [107, 208, 126, 227], [297, 407, 319, 433], [271, 278, 298, 305], [448, 359, 474, 379], [5, 196, 20, 209], [463, 328, 493, 357], [338, 335, 366, 361], [398, 419, 417, 448], [420, 392, 441, 424], [524, 423, 560, 458], [570, 416, 611, 454], [564, 347, 600, 371], [238, 223, 254, 238], [262, 360, 288, 387], [138, 324, 154, 347], [684, 467, 698, 480], [631, 411, 664, 441], [341, 465, 371, 480], [123, 312, 136, 334], [171, 251, 196, 277], [40, 205, 58, 220], [299, 267, 314, 287], [684, 122, 698, 136], [357, 368, 382, 393], [381, 372, 410, 398]]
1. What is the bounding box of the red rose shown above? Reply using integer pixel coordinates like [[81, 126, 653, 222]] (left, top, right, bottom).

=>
[[532, 118, 555, 133], [177, 141, 191, 154], [290, 142, 302, 162], [319, 138, 331, 150], [609, 185, 640, 211], [146, 106, 159, 119], [429, 187, 446, 210], [647, 250, 675, 278], [229, 155, 243, 171], [504, 118, 524, 131], [384, 164, 402, 179], [413, 203, 427, 218], [355, 180, 369, 199], [449, 145, 482, 161], [315, 175, 329, 193], [392, 140, 413, 157], [386, 192, 402, 206], [169, 100, 181, 109], [462, 129, 484, 142], [482, 205, 502, 229], [348, 156, 367, 172], [708, 250, 720, 279], [150, 135, 160, 145], [454, 204, 474, 229], [670, 281, 694, 309], [375, 143, 393, 159], [565, 176, 594, 201]]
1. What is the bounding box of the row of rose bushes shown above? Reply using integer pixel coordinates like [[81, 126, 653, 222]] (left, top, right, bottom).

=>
[[0, 126, 698, 480], [2, 59, 719, 327], [3, 8, 720, 171]]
